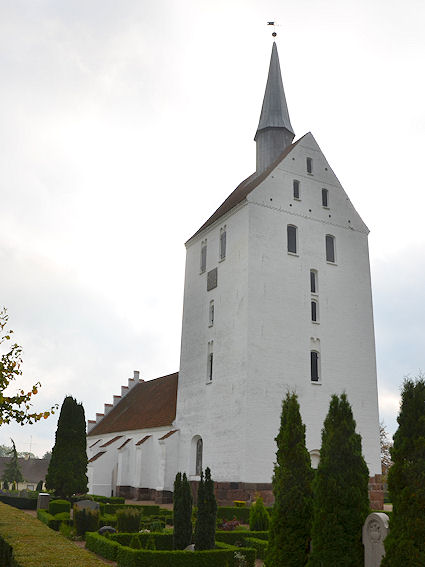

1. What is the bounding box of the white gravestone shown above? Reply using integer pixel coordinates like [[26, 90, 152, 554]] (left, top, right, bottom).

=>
[[363, 512, 389, 567]]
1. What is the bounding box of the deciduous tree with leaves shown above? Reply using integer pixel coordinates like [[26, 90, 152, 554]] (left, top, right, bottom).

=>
[[0, 308, 56, 425]]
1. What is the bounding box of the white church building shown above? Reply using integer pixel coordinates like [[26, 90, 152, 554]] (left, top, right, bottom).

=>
[[87, 42, 383, 508]]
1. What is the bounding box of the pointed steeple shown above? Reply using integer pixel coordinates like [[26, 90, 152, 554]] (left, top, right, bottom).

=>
[[255, 42, 295, 174]]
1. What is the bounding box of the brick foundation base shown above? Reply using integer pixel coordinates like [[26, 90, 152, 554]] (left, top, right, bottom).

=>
[[118, 474, 384, 509], [368, 474, 384, 510], [116, 485, 173, 504]]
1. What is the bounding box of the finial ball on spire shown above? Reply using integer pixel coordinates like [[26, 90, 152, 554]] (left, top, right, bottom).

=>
[[272, 32, 277, 37]]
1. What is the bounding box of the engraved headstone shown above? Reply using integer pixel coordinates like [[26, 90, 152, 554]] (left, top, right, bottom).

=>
[[37, 492, 50, 510], [362, 512, 389, 567]]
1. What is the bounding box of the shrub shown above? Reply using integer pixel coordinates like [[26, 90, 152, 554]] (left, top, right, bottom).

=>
[[49, 499, 71, 515], [73, 506, 99, 537], [173, 471, 193, 549], [244, 537, 268, 560], [85, 532, 121, 561], [116, 507, 141, 533], [98, 513, 117, 528], [0, 494, 37, 510], [218, 507, 250, 523], [145, 534, 157, 550], [382, 377, 425, 566], [307, 393, 369, 567], [36, 481, 43, 492], [91, 495, 125, 504], [194, 467, 217, 550], [234, 501, 246, 508], [249, 497, 269, 531]]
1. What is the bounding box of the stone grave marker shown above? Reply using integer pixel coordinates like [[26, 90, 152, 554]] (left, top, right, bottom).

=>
[[362, 512, 389, 567]]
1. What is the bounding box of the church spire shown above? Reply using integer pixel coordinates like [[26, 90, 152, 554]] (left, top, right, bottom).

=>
[[255, 42, 295, 174]]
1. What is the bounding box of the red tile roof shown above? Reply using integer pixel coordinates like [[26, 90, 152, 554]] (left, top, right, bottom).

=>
[[136, 435, 151, 446], [100, 435, 123, 447], [158, 430, 178, 441], [88, 451, 106, 463], [87, 372, 178, 437], [187, 137, 303, 243]]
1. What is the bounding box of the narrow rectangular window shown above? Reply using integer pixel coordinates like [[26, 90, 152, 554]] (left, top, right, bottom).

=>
[[306, 157, 313, 174], [207, 341, 214, 382], [322, 188, 329, 207], [219, 226, 226, 260], [209, 300, 214, 327], [293, 180, 300, 199], [200, 240, 207, 273], [310, 270, 317, 293], [311, 300, 318, 322], [287, 225, 297, 254], [326, 235, 335, 263], [311, 351, 319, 382]]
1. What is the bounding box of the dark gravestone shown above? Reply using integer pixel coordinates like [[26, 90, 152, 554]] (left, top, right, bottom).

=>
[[98, 525, 117, 535], [74, 499, 100, 512]]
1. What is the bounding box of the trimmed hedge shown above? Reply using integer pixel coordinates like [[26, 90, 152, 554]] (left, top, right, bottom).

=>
[[217, 506, 250, 523], [215, 530, 269, 544], [86, 532, 256, 566], [244, 537, 268, 560], [0, 495, 37, 510], [111, 532, 174, 549], [99, 503, 161, 515], [37, 509, 62, 531], [0, 502, 106, 566], [92, 494, 125, 504], [49, 499, 71, 515]]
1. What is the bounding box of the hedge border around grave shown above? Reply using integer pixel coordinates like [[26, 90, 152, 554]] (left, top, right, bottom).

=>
[[215, 530, 269, 544], [86, 532, 256, 567], [0, 494, 38, 510], [99, 502, 162, 515], [244, 537, 268, 560], [0, 502, 107, 567]]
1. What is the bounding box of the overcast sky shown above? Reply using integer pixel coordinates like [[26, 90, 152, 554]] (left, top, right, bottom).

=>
[[1, 0, 424, 457]]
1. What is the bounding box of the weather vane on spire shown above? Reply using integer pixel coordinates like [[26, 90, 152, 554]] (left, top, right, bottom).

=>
[[267, 21, 277, 37]]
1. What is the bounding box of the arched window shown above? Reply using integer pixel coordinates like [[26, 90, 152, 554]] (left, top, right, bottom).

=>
[[196, 438, 203, 476], [325, 235, 335, 263], [311, 351, 320, 382], [287, 225, 298, 254]]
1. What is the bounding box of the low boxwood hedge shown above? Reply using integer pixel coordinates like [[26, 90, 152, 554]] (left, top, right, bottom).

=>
[[99, 503, 161, 515], [49, 499, 71, 515], [244, 537, 268, 559], [215, 530, 269, 544], [92, 494, 125, 504], [86, 532, 256, 567], [111, 532, 174, 549], [0, 494, 37, 510], [0, 502, 106, 567]]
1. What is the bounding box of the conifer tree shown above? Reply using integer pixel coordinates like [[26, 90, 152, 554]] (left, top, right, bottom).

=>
[[307, 393, 369, 567], [265, 392, 313, 567], [2, 439, 24, 485], [381, 377, 425, 566], [249, 495, 270, 531], [194, 467, 217, 550], [173, 472, 193, 549], [46, 396, 88, 498]]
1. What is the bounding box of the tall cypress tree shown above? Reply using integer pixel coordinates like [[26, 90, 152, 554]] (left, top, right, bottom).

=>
[[381, 378, 425, 566], [2, 439, 24, 485], [266, 392, 313, 567], [194, 467, 217, 550], [46, 396, 88, 498], [307, 393, 370, 567], [173, 472, 193, 549]]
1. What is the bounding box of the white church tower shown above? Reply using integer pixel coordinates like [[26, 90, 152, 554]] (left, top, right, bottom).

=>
[[175, 42, 381, 503]]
